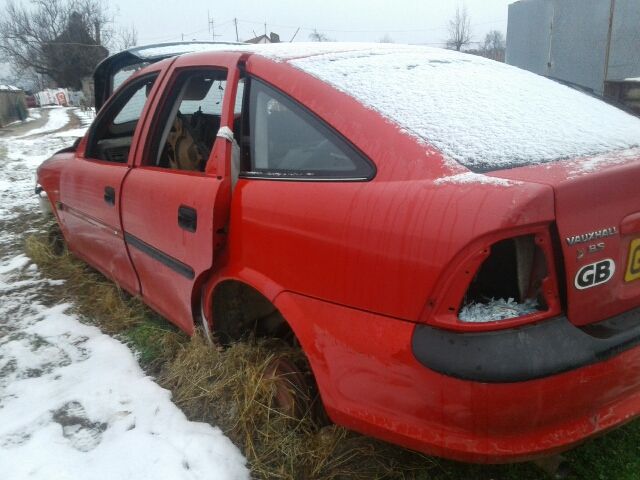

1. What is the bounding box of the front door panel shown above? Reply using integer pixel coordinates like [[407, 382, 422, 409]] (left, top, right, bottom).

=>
[[59, 159, 139, 294]]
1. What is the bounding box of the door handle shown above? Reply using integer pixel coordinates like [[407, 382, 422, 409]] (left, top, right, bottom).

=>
[[104, 186, 115, 206], [178, 205, 197, 232]]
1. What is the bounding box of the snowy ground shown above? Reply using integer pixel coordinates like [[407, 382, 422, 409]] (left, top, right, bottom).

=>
[[0, 109, 249, 479]]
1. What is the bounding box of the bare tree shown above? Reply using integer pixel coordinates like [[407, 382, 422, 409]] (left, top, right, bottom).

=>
[[379, 34, 394, 43], [308, 29, 330, 42], [480, 30, 505, 62], [116, 24, 138, 51], [446, 5, 472, 51], [0, 0, 115, 89]]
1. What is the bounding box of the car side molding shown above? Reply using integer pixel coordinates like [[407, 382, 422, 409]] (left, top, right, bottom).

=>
[[124, 233, 195, 280]]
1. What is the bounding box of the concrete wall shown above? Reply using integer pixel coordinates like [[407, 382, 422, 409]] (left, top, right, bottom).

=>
[[506, 0, 640, 94]]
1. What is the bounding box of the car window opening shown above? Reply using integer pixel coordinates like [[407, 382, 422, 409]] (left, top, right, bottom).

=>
[[151, 70, 244, 172], [458, 235, 548, 323], [240, 78, 374, 180], [88, 75, 157, 163]]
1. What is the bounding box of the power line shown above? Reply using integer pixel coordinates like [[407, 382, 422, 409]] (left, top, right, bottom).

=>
[[233, 17, 506, 34], [138, 15, 507, 45]]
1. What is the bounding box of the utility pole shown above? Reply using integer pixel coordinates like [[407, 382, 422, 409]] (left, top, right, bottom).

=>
[[208, 11, 217, 41], [603, 0, 616, 87], [234, 18, 239, 42]]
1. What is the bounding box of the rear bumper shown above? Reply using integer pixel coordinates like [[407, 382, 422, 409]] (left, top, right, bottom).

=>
[[276, 292, 640, 463], [412, 306, 640, 382]]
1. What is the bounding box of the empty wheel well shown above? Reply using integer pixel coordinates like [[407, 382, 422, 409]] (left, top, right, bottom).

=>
[[212, 280, 293, 344], [211, 280, 330, 423]]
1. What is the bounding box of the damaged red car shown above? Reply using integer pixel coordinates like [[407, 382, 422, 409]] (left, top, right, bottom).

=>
[[36, 42, 640, 463]]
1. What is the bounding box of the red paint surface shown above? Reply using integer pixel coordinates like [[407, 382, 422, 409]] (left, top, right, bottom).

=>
[[496, 160, 640, 326]]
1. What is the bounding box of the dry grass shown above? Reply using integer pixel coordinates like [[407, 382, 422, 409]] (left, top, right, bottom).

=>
[[160, 334, 439, 479]]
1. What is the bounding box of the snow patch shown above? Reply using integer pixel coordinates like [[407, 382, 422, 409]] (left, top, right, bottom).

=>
[[0, 254, 30, 275], [55, 127, 88, 138], [137, 42, 243, 58], [0, 304, 249, 480], [565, 147, 640, 178], [15, 107, 70, 138], [434, 172, 518, 186], [459, 298, 540, 323]]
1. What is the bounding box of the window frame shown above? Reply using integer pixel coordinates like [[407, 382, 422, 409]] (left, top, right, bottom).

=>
[[239, 76, 376, 182], [142, 66, 229, 172], [85, 73, 159, 162]]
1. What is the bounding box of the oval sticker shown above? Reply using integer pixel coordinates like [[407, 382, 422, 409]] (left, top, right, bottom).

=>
[[574, 259, 616, 290]]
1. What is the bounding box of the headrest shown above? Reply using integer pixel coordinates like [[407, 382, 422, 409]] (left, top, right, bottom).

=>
[[183, 75, 214, 101]]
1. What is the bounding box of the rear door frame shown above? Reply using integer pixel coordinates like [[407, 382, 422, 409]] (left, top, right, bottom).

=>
[[120, 51, 246, 332]]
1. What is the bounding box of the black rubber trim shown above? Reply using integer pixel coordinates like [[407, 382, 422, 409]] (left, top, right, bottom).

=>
[[124, 233, 194, 280], [412, 306, 640, 383]]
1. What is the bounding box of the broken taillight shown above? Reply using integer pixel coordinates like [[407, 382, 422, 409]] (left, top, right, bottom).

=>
[[421, 226, 561, 331]]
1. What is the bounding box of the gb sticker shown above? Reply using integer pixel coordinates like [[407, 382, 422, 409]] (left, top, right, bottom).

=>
[[574, 259, 615, 290]]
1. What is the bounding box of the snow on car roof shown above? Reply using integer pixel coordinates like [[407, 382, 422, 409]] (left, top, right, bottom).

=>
[[133, 42, 243, 59], [244, 43, 640, 172]]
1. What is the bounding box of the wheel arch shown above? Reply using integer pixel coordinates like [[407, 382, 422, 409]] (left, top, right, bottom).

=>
[[201, 270, 332, 421], [201, 268, 286, 341]]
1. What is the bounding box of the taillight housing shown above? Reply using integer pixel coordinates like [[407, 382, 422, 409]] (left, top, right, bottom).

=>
[[420, 225, 561, 332]]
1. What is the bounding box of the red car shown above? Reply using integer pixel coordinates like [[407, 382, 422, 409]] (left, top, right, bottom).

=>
[[36, 42, 640, 463]]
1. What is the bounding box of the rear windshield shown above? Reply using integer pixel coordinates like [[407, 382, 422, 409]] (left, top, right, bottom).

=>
[[288, 45, 640, 172]]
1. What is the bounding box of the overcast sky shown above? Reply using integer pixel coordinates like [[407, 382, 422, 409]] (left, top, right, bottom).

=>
[[0, 0, 515, 83], [124, 0, 512, 45]]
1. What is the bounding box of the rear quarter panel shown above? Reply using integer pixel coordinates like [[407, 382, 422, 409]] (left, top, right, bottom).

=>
[[218, 56, 556, 321]]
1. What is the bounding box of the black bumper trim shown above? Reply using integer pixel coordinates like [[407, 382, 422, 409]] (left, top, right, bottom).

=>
[[412, 306, 640, 383]]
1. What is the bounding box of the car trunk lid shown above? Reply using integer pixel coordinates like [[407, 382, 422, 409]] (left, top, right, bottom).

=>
[[492, 148, 640, 326]]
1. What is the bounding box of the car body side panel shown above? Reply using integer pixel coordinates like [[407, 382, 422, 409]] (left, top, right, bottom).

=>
[[274, 290, 640, 463], [223, 177, 554, 322]]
